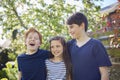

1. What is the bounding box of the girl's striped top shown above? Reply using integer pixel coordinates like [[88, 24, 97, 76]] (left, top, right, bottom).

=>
[[45, 59, 66, 80]]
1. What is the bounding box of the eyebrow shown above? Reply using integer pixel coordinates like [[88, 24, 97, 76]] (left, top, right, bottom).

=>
[[68, 25, 73, 28]]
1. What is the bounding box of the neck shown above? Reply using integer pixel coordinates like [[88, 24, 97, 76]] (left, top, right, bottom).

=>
[[76, 33, 90, 47], [76, 32, 90, 42], [26, 49, 38, 55], [51, 57, 63, 62]]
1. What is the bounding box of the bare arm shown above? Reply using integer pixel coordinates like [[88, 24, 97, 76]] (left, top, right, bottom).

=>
[[18, 71, 22, 80], [99, 66, 109, 80]]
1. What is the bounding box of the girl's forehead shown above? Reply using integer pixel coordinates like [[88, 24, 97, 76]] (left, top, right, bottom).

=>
[[51, 40, 61, 44], [28, 32, 38, 35], [29, 31, 36, 34]]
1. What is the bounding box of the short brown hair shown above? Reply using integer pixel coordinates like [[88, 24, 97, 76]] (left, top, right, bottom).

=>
[[24, 27, 42, 44]]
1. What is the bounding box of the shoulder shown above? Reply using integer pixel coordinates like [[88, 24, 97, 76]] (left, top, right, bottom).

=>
[[90, 38, 101, 43], [38, 49, 50, 53], [38, 49, 50, 56], [89, 38, 103, 46], [45, 59, 52, 66], [67, 39, 76, 43], [17, 53, 27, 62], [38, 49, 51, 59], [45, 59, 50, 63], [85, 38, 105, 50], [89, 38, 107, 53], [67, 39, 76, 46], [17, 53, 26, 58]]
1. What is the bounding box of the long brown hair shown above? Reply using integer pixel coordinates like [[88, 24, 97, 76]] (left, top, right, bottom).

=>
[[49, 36, 72, 80]]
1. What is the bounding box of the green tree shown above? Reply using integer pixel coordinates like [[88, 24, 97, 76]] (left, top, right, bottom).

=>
[[0, 0, 75, 79], [0, 0, 103, 79]]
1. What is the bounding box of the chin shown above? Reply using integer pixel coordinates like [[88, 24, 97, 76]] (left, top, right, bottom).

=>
[[70, 35, 75, 39], [30, 48, 37, 51], [71, 36, 76, 39]]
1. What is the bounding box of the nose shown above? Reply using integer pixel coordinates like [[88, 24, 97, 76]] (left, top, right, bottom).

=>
[[54, 47, 57, 51], [68, 28, 72, 34], [31, 37, 35, 41], [52, 47, 58, 52]]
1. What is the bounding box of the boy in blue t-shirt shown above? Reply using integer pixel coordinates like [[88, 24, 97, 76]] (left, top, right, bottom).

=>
[[66, 12, 112, 80], [17, 28, 49, 80]]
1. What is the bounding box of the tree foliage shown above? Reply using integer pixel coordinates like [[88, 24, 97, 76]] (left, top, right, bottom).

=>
[[0, 0, 102, 79]]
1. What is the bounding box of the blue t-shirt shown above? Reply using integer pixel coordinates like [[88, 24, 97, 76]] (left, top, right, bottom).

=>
[[17, 49, 50, 80], [67, 38, 112, 80]]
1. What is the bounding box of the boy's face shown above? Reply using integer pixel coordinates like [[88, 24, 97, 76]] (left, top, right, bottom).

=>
[[67, 23, 83, 39], [50, 40, 63, 58], [25, 32, 40, 52]]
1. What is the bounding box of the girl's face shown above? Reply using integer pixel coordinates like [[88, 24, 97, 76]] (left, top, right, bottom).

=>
[[25, 32, 40, 53], [50, 40, 63, 58]]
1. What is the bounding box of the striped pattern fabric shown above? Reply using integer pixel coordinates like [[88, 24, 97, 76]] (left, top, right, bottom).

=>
[[45, 59, 66, 80]]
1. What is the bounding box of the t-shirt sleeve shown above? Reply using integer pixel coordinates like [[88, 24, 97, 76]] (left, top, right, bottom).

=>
[[93, 40, 112, 67], [67, 39, 75, 52], [17, 56, 21, 71], [42, 50, 51, 59]]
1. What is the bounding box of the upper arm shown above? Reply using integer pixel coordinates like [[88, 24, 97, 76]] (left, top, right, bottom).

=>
[[99, 66, 110, 80], [99, 66, 109, 73], [18, 71, 22, 80]]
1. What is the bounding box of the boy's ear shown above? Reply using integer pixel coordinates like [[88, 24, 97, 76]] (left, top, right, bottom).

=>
[[38, 41, 41, 46], [81, 23, 85, 29]]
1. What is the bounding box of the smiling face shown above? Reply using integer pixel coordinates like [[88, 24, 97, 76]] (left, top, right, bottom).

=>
[[67, 23, 83, 39], [50, 40, 63, 58], [25, 32, 40, 54]]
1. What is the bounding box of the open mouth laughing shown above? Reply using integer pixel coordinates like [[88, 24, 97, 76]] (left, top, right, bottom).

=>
[[29, 43, 35, 46]]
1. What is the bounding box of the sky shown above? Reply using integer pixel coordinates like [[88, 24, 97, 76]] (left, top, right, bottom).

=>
[[96, 0, 118, 8]]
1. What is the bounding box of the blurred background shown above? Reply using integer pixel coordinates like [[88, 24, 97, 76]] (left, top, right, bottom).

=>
[[0, 0, 120, 80]]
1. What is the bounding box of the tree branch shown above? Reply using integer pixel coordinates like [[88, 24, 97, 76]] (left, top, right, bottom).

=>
[[12, 6, 27, 29]]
